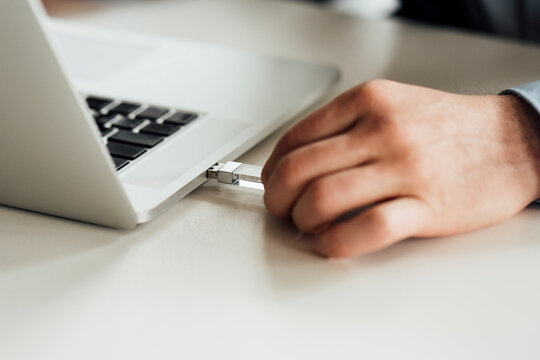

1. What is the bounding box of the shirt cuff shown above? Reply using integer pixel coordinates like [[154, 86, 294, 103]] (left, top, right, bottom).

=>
[[500, 80, 540, 115], [501, 81, 540, 204]]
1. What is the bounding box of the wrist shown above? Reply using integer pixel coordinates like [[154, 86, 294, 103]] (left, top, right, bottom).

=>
[[500, 94, 540, 200]]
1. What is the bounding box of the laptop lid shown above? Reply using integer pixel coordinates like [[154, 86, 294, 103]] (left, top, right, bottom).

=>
[[0, 0, 138, 229]]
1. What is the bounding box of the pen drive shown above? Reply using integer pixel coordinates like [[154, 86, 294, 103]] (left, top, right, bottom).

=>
[[206, 161, 264, 190]]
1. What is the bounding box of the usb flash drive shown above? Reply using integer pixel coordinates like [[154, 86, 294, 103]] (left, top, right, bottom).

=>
[[206, 161, 264, 190]]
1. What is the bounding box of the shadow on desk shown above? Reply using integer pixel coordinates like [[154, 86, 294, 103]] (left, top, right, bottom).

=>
[[258, 205, 540, 299], [0, 204, 168, 275], [195, 182, 540, 294], [0, 206, 120, 273], [2, 185, 539, 293]]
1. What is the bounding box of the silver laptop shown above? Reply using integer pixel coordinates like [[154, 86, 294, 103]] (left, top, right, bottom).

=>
[[0, 0, 339, 229]]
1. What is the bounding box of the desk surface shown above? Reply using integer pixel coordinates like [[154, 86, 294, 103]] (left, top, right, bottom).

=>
[[2, 1, 540, 359]]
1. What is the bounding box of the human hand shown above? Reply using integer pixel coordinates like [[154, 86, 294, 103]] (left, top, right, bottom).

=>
[[262, 80, 540, 258]]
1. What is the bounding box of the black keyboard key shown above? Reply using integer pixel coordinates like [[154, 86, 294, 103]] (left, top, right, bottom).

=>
[[109, 102, 141, 116], [109, 130, 164, 148], [101, 127, 114, 137], [136, 107, 169, 121], [112, 117, 145, 130], [164, 111, 198, 125], [87, 96, 113, 111], [107, 142, 147, 160], [94, 114, 117, 127], [112, 156, 130, 170], [140, 122, 180, 136]]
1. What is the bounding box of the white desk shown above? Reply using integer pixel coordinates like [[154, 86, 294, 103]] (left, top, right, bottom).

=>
[[2, 1, 540, 358]]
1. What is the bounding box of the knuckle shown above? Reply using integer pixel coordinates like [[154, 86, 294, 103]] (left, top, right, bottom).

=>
[[362, 78, 390, 91], [275, 155, 304, 189], [277, 126, 303, 154], [263, 190, 278, 215], [263, 190, 287, 218], [306, 180, 335, 217], [291, 211, 313, 233], [293, 180, 335, 232], [356, 79, 393, 107], [363, 208, 395, 240], [276, 132, 296, 154]]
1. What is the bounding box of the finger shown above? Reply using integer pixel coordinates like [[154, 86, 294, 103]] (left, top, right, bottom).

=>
[[262, 88, 365, 183], [291, 164, 406, 233], [313, 197, 429, 258], [263, 132, 376, 218]]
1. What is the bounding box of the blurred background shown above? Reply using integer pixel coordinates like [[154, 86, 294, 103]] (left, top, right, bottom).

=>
[[42, 0, 399, 19], [42, 0, 540, 45]]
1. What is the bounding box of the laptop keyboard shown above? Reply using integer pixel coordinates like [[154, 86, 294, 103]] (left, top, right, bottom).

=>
[[85, 95, 199, 171]]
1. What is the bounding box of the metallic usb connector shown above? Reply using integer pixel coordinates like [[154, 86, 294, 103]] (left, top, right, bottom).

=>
[[206, 161, 264, 190]]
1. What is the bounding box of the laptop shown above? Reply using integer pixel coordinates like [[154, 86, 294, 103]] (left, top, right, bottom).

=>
[[0, 0, 339, 229]]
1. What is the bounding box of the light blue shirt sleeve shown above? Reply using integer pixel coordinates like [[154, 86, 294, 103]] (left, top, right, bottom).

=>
[[501, 81, 540, 204], [500, 80, 540, 115]]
